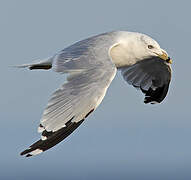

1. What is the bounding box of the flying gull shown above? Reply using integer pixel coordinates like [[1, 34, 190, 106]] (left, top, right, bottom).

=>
[[17, 31, 172, 157]]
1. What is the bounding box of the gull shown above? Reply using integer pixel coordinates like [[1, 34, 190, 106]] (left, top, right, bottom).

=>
[[17, 31, 172, 157]]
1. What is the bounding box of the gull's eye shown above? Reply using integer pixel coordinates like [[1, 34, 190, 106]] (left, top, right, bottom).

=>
[[148, 45, 154, 49]]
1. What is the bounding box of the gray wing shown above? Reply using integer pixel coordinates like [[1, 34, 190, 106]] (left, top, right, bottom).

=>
[[121, 57, 172, 104], [20, 41, 117, 157]]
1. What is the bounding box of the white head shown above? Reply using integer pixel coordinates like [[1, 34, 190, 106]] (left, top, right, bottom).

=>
[[110, 31, 172, 67]]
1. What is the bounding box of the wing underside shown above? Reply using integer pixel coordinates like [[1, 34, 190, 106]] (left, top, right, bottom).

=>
[[121, 57, 171, 104]]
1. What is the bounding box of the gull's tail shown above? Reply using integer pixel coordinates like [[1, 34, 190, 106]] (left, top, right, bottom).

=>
[[13, 57, 53, 70]]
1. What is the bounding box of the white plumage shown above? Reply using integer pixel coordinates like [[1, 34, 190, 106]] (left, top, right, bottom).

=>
[[17, 31, 172, 157]]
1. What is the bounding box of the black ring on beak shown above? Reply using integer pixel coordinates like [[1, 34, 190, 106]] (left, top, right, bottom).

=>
[[166, 57, 171, 63]]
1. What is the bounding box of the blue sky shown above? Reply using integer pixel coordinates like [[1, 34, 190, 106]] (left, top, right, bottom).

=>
[[0, 0, 191, 179]]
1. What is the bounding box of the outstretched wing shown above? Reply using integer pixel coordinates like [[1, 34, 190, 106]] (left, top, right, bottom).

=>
[[20, 40, 117, 157], [121, 57, 172, 104]]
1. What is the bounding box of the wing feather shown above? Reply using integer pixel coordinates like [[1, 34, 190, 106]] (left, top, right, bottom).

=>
[[121, 57, 172, 104], [20, 37, 117, 157]]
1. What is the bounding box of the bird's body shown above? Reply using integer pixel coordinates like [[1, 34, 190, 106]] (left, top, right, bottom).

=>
[[17, 31, 172, 157]]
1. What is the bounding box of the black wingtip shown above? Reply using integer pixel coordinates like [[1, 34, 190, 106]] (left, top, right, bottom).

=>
[[142, 83, 170, 104], [26, 154, 33, 157], [20, 149, 30, 156], [20, 148, 34, 157], [20, 118, 85, 157], [20, 111, 95, 157]]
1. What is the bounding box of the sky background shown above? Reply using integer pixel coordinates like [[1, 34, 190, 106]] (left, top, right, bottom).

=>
[[0, 0, 191, 179]]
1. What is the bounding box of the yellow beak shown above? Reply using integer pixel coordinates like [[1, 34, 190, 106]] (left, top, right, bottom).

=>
[[157, 51, 172, 64]]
